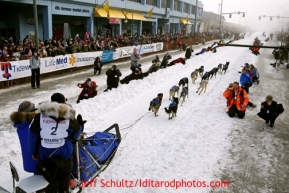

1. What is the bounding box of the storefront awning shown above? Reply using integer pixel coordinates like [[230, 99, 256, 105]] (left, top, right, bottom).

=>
[[122, 12, 146, 21], [94, 8, 125, 19], [180, 18, 192, 24]]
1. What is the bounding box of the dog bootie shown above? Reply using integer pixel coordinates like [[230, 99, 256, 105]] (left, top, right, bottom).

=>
[[148, 107, 151, 111]]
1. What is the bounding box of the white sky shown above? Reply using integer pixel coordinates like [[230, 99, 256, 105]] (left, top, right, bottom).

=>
[[200, 0, 289, 32]]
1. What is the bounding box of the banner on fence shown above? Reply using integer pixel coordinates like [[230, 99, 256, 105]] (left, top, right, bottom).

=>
[[76, 52, 102, 67], [101, 50, 114, 62], [41, 54, 75, 73], [0, 60, 31, 81], [0, 42, 163, 82]]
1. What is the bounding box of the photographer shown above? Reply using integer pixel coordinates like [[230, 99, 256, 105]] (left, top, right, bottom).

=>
[[93, 57, 103, 75], [104, 65, 122, 92], [257, 95, 279, 127]]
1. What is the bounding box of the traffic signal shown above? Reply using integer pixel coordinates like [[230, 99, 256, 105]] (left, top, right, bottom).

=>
[[229, 14, 232, 18], [270, 16, 272, 21], [243, 13, 245, 17], [259, 16, 261, 20]]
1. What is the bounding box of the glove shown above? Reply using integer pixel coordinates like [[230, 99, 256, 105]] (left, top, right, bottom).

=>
[[77, 114, 87, 132]]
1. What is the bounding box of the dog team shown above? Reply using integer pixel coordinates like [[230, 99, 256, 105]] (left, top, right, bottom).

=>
[[148, 61, 230, 119]]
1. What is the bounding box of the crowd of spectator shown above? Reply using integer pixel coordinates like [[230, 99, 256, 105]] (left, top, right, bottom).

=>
[[0, 29, 221, 62]]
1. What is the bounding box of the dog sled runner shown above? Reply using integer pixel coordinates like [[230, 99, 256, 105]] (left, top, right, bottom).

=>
[[9, 123, 121, 193]]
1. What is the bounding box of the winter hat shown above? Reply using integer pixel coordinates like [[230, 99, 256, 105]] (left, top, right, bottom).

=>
[[112, 65, 117, 68], [266, 95, 273, 101], [18, 101, 35, 112], [86, 78, 92, 82], [51, 93, 66, 104]]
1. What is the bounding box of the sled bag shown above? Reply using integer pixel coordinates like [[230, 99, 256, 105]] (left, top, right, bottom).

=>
[[78, 132, 119, 182]]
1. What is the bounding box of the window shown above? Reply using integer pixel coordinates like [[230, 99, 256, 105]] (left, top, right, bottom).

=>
[[174, 0, 180, 11], [161, 0, 170, 8], [191, 5, 196, 14], [147, 0, 157, 6], [128, 0, 141, 3], [183, 3, 189, 13]]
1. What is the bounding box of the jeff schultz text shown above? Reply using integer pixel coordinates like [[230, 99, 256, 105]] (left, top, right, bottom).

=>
[[79, 179, 230, 189]]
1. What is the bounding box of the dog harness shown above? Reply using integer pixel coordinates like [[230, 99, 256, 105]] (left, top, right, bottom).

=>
[[171, 85, 178, 91]]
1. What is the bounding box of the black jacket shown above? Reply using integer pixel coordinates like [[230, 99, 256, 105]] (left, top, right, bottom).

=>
[[260, 100, 278, 115], [185, 48, 192, 59], [106, 69, 122, 86], [94, 60, 103, 68]]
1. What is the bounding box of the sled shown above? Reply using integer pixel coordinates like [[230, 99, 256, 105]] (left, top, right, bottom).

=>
[[9, 123, 121, 193], [70, 123, 121, 192]]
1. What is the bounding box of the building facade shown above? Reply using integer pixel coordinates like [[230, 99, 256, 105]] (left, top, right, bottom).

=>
[[0, 0, 203, 43]]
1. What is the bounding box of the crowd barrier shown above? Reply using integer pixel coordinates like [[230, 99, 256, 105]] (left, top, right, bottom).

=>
[[0, 42, 163, 84], [0, 36, 218, 87]]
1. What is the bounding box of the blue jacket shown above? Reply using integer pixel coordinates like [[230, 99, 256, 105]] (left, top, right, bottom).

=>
[[10, 112, 38, 173], [169, 101, 177, 108], [181, 77, 188, 83], [199, 48, 206, 54], [171, 85, 178, 91], [182, 87, 188, 94], [152, 97, 161, 105], [212, 67, 218, 72], [240, 73, 253, 87], [252, 68, 259, 78], [28, 102, 81, 161]]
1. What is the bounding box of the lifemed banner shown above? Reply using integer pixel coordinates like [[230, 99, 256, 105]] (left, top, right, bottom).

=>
[[0, 42, 163, 82]]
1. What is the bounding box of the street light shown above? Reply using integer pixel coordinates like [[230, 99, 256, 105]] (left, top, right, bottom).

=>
[[123, 11, 134, 36], [279, 7, 285, 31], [218, 0, 223, 39], [194, 0, 198, 34]]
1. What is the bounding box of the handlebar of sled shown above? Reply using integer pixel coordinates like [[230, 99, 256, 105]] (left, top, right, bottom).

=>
[[104, 123, 121, 139]]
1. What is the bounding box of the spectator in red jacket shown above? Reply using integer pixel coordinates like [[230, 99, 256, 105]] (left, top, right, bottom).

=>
[[77, 78, 98, 103]]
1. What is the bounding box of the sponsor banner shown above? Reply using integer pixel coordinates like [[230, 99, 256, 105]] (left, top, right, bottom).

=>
[[115, 46, 133, 59], [0, 61, 31, 81], [76, 52, 101, 67], [41, 54, 75, 73], [0, 43, 164, 82], [155, 43, 163, 51], [139, 44, 155, 54], [101, 50, 114, 63]]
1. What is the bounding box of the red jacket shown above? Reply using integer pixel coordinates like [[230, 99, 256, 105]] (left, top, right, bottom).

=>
[[171, 57, 186, 65], [223, 86, 249, 111], [78, 81, 98, 98]]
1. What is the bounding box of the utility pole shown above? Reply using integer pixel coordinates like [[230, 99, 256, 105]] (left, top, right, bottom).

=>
[[33, 0, 39, 51], [194, 0, 198, 34], [218, 0, 223, 39]]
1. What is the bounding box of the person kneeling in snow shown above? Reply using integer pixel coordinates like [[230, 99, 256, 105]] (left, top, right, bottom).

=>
[[168, 57, 186, 66], [223, 81, 249, 119], [77, 78, 98, 103], [120, 67, 144, 84]]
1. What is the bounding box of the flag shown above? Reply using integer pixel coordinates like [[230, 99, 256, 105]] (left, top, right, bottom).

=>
[[103, 1, 110, 18], [148, 7, 154, 18], [186, 17, 189, 23]]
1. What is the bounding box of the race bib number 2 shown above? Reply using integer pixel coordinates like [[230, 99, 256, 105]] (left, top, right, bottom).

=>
[[40, 115, 69, 148]]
